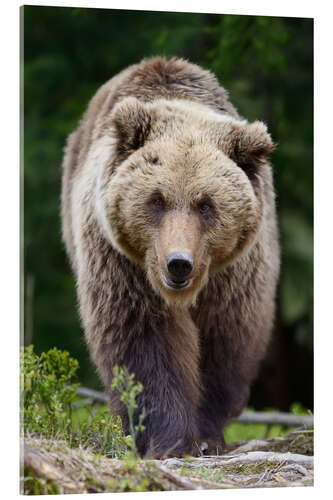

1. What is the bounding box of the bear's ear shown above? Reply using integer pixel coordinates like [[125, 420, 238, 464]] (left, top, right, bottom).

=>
[[111, 97, 153, 157], [218, 120, 275, 179]]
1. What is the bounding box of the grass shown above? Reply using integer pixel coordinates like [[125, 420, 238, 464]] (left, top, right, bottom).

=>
[[225, 420, 289, 443]]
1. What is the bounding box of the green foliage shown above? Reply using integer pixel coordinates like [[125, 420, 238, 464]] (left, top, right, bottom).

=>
[[224, 421, 285, 443], [70, 404, 127, 456], [21, 350, 151, 492], [111, 365, 145, 457], [290, 401, 310, 415], [21, 346, 127, 457], [21, 345, 79, 438]]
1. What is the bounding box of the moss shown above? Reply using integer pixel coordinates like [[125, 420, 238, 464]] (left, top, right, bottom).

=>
[[180, 465, 227, 484], [286, 430, 313, 455], [106, 461, 170, 493], [263, 430, 314, 455], [106, 476, 150, 493], [223, 461, 272, 476], [179, 459, 283, 483]]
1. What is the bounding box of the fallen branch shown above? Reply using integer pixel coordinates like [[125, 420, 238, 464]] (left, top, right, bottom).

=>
[[162, 451, 313, 470], [76, 386, 109, 403], [76, 386, 314, 427], [237, 411, 313, 428], [207, 451, 313, 467], [24, 441, 88, 494], [225, 429, 313, 456]]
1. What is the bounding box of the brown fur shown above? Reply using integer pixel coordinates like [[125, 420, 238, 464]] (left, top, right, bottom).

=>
[[61, 57, 280, 457]]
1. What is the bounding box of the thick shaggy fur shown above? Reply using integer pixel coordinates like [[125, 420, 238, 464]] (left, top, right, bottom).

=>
[[61, 57, 280, 458]]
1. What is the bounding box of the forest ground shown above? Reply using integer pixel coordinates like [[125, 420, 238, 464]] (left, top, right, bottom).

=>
[[23, 427, 313, 493]]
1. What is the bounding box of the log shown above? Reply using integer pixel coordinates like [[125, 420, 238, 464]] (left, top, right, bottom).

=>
[[237, 411, 313, 428], [76, 386, 314, 427], [76, 386, 109, 403]]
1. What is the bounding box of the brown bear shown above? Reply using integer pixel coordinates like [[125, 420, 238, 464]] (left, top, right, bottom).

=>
[[61, 57, 280, 458]]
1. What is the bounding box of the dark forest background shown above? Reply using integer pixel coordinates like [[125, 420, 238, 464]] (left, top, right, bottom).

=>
[[23, 6, 313, 411]]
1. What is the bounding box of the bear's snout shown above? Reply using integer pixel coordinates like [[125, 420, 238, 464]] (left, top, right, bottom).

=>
[[166, 251, 193, 282]]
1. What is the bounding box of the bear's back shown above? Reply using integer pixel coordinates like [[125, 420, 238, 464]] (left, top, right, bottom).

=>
[[112, 57, 240, 117], [72, 58, 240, 169]]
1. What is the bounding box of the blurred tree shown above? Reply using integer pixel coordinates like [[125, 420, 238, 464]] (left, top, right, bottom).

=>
[[23, 7, 313, 407]]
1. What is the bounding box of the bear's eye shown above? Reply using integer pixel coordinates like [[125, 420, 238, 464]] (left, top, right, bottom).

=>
[[148, 194, 165, 211], [198, 201, 213, 215]]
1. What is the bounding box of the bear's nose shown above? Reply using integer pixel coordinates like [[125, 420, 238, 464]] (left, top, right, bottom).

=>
[[166, 251, 193, 282]]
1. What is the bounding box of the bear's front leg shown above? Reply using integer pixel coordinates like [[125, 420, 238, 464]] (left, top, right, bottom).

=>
[[85, 292, 201, 457], [112, 314, 201, 457], [110, 327, 201, 458]]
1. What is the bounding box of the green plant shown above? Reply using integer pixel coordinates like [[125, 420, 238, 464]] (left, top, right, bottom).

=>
[[290, 401, 310, 415], [21, 346, 128, 457], [71, 405, 128, 456], [111, 365, 145, 457], [21, 345, 79, 439]]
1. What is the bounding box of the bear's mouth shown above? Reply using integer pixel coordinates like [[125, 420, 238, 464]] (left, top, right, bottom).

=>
[[162, 274, 190, 290]]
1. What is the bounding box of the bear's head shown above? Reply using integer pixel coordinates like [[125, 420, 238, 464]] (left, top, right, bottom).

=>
[[96, 97, 274, 307]]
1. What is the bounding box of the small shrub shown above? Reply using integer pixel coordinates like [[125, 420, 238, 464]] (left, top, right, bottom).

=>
[[21, 345, 79, 439], [71, 405, 127, 456], [21, 345, 127, 457]]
